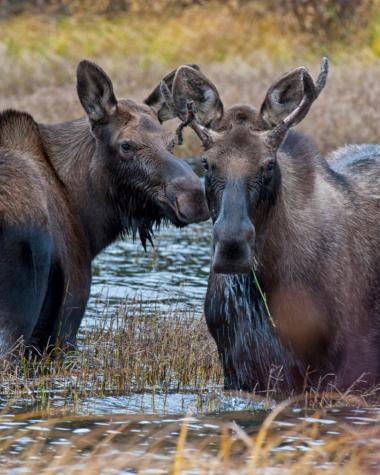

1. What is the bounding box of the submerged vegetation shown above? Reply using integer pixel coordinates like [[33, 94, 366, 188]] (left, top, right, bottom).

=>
[[0, 392, 379, 473]]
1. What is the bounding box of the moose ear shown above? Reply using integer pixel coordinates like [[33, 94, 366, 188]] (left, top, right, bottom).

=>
[[260, 66, 316, 128], [144, 64, 201, 123], [172, 66, 223, 127], [77, 60, 117, 124]]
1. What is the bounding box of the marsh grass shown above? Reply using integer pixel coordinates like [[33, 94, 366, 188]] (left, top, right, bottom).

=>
[[1, 299, 379, 410], [0, 305, 222, 407], [0, 303, 379, 475]]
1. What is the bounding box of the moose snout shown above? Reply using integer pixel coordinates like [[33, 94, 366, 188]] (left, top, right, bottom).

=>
[[212, 219, 256, 274], [174, 188, 210, 224], [165, 166, 209, 225], [160, 155, 209, 225]]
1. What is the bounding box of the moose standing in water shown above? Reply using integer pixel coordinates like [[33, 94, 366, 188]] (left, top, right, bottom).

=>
[[0, 60, 209, 356], [151, 59, 380, 391]]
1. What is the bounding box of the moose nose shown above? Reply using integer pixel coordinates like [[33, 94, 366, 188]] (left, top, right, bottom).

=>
[[174, 188, 210, 223], [212, 219, 255, 274], [165, 162, 209, 224]]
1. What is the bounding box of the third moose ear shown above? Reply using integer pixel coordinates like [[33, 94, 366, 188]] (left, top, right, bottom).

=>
[[260, 67, 311, 128], [262, 58, 329, 150], [172, 66, 223, 128], [144, 64, 200, 123], [260, 58, 328, 129]]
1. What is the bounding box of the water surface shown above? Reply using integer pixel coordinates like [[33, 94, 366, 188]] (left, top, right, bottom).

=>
[[85, 221, 212, 325]]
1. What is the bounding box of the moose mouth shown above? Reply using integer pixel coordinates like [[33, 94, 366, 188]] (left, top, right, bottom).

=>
[[157, 193, 209, 227], [157, 198, 190, 227]]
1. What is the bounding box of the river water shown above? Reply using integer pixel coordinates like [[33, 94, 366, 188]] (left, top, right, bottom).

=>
[[85, 221, 212, 323]]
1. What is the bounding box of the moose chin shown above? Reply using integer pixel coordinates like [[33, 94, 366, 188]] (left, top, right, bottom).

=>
[[0, 60, 209, 356], [154, 58, 380, 393]]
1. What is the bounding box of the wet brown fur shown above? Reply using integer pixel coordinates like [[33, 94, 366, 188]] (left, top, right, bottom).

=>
[[161, 65, 380, 391], [0, 62, 209, 354]]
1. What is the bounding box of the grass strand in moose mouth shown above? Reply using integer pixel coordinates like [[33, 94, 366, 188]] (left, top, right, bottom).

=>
[[251, 269, 276, 328]]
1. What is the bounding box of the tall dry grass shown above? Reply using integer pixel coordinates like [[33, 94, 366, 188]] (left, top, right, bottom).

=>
[[0, 396, 379, 474], [2, 55, 380, 156], [1, 5, 380, 154]]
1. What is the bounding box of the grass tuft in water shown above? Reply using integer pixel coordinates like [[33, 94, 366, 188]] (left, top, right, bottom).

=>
[[0, 304, 222, 408]]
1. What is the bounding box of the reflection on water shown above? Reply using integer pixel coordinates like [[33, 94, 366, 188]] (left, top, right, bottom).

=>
[[85, 221, 212, 325]]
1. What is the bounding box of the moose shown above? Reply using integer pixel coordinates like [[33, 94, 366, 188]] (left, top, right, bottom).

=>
[[150, 59, 380, 392], [0, 60, 209, 356]]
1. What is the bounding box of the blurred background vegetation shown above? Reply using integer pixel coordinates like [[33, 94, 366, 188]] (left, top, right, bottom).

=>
[[1, 0, 380, 153]]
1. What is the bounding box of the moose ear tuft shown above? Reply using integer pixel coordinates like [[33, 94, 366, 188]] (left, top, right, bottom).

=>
[[77, 60, 117, 124]]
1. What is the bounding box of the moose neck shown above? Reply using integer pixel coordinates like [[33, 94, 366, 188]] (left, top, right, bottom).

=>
[[39, 118, 122, 257], [207, 131, 326, 390], [255, 130, 320, 286]]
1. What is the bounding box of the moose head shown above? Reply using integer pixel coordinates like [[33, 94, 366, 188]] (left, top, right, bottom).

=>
[[148, 59, 328, 272], [76, 60, 210, 248]]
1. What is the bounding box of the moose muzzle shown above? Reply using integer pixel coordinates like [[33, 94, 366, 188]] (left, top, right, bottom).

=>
[[162, 157, 210, 225], [211, 180, 256, 274]]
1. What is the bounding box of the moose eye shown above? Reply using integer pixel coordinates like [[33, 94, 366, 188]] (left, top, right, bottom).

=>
[[121, 141, 132, 153], [266, 160, 276, 172], [201, 157, 209, 171]]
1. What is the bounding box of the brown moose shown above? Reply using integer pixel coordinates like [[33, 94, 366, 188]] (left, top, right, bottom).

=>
[[150, 59, 380, 392], [0, 60, 209, 355]]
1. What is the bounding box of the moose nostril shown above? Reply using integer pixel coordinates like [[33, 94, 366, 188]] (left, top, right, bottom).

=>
[[220, 241, 247, 260], [212, 240, 253, 274], [212, 219, 256, 274]]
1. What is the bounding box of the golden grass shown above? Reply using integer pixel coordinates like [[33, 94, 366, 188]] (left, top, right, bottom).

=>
[[0, 1, 380, 93], [0, 395, 379, 474], [1, 6, 380, 156], [1, 1, 380, 66], [2, 55, 380, 159]]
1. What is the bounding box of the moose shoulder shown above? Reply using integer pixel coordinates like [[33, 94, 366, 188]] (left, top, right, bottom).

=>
[[0, 61, 209, 356], [154, 59, 380, 391]]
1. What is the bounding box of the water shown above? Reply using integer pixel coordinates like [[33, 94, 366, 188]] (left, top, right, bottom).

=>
[[85, 221, 212, 324], [1, 219, 380, 472]]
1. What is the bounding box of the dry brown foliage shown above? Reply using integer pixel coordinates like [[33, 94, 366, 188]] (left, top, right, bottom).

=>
[[2, 56, 380, 157]]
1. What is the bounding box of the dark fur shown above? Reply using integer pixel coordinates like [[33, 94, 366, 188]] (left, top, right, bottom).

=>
[[0, 61, 209, 354]]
